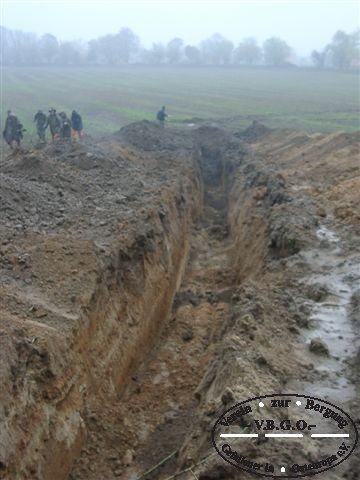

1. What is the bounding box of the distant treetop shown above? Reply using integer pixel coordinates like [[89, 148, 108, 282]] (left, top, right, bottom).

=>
[[0, 25, 358, 69]]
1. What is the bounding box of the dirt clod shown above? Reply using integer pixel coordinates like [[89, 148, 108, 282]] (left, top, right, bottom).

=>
[[309, 337, 330, 356]]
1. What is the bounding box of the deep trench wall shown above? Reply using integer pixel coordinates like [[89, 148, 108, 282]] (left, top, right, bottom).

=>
[[195, 126, 229, 208], [177, 141, 309, 478], [196, 129, 269, 282], [228, 147, 318, 277], [194, 127, 269, 281], [228, 175, 268, 281], [227, 151, 274, 282], [0, 157, 203, 480]]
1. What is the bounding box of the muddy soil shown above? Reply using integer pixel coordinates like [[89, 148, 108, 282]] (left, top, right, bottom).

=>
[[0, 120, 359, 480]]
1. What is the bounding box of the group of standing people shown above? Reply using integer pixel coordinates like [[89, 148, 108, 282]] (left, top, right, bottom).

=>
[[2, 109, 83, 149], [34, 108, 83, 142], [3, 106, 168, 150]]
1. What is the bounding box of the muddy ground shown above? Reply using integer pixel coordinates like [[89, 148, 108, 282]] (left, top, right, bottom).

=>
[[0, 120, 359, 480]]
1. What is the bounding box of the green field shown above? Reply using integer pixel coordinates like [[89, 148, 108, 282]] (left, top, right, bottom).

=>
[[1, 66, 359, 142]]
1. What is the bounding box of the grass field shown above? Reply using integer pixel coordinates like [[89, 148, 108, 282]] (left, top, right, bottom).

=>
[[1, 66, 359, 142]]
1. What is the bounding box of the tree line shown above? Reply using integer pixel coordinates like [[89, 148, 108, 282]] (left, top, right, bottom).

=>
[[1, 26, 358, 69]]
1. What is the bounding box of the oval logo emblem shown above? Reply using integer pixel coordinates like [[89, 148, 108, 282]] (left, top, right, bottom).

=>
[[212, 394, 358, 478]]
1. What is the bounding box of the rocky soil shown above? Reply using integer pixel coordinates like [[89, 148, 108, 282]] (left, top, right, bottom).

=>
[[0, 120, 359, 480]]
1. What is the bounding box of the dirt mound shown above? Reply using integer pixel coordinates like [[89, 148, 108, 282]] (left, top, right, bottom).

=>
[[235, 120, 271, 142], [0, 136, 199, 244], [194, 125, 229, 151], [249, 129, 360, 228], [114, 120, 193, 151]]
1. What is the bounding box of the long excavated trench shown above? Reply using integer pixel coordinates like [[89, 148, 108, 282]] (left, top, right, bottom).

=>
[[0, 122, 359, 480], [69, 131, 234, 479]]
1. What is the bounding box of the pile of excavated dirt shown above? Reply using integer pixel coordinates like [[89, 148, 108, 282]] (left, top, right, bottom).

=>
[[234, 120, 272, 143], [250, 129, 360, 227], [0, 123, 202, 479], [0, 120, 359, 480], [114, 120, 194, 152]]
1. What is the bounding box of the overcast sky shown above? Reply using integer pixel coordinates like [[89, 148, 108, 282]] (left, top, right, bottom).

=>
[[1, 0, 359, 57]]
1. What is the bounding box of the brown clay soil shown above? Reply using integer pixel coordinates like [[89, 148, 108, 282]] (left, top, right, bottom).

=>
[[0, 120, 359, 480]]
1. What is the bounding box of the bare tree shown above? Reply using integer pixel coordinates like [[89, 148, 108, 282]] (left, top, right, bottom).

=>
[[39, 33, 59, 64], [184, 45, 202, 64], [58, 41, 82, 65], [234, 37, 262, 65], [86, 39, 99, 63], [2, 27, 40, 65], [143, 43, 166, 64], [166, 37, 184, 64], [96, 34, 115, 64], [114, 27, 140, 64], [326, 30, 359, 69], [201, 33, 233, 65], [83, 28, 139, 65], [263, 37, 292, 66], [311, 49, 327, 69]]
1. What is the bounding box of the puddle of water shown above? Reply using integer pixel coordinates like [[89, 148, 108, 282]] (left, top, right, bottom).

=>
[[290, 184, 312, 192], [288, 224, 359, 405], [286, 224, 359, 479], [316, 225, 341, 244]]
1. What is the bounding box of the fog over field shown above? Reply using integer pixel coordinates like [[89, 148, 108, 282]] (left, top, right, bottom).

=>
[[1, 1, 359, 138], [2, 67, 359, 141], [2, 0, 359, 57]]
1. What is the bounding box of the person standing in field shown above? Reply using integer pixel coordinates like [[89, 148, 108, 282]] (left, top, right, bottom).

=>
[[3, 110, 25, 149], [47, 108, 61, 141], [59, 112, 71, 140], [156, 106, 168, 128], [71, 110, 83, 139], [33, 110, 48, 142]]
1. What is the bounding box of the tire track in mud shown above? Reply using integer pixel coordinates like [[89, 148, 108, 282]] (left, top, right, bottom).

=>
[[70, 154, 234, 480]]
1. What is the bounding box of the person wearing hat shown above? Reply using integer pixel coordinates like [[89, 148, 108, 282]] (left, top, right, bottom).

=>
[[47, 108, 61, 141], [3, 110, 24, 149], [33, 109, 48, 142]]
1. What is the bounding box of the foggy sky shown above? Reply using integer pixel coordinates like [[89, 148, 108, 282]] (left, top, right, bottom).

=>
[[1, 0, 359, 57]]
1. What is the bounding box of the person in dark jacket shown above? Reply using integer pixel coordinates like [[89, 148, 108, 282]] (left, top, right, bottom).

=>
[[33, 110, 48, 142], [59, 112, 71, 140], [47, 108, 61, 141], [156, 106, 168, 128], [3, 110, 25, 149], [71, 110, 83, 139]]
